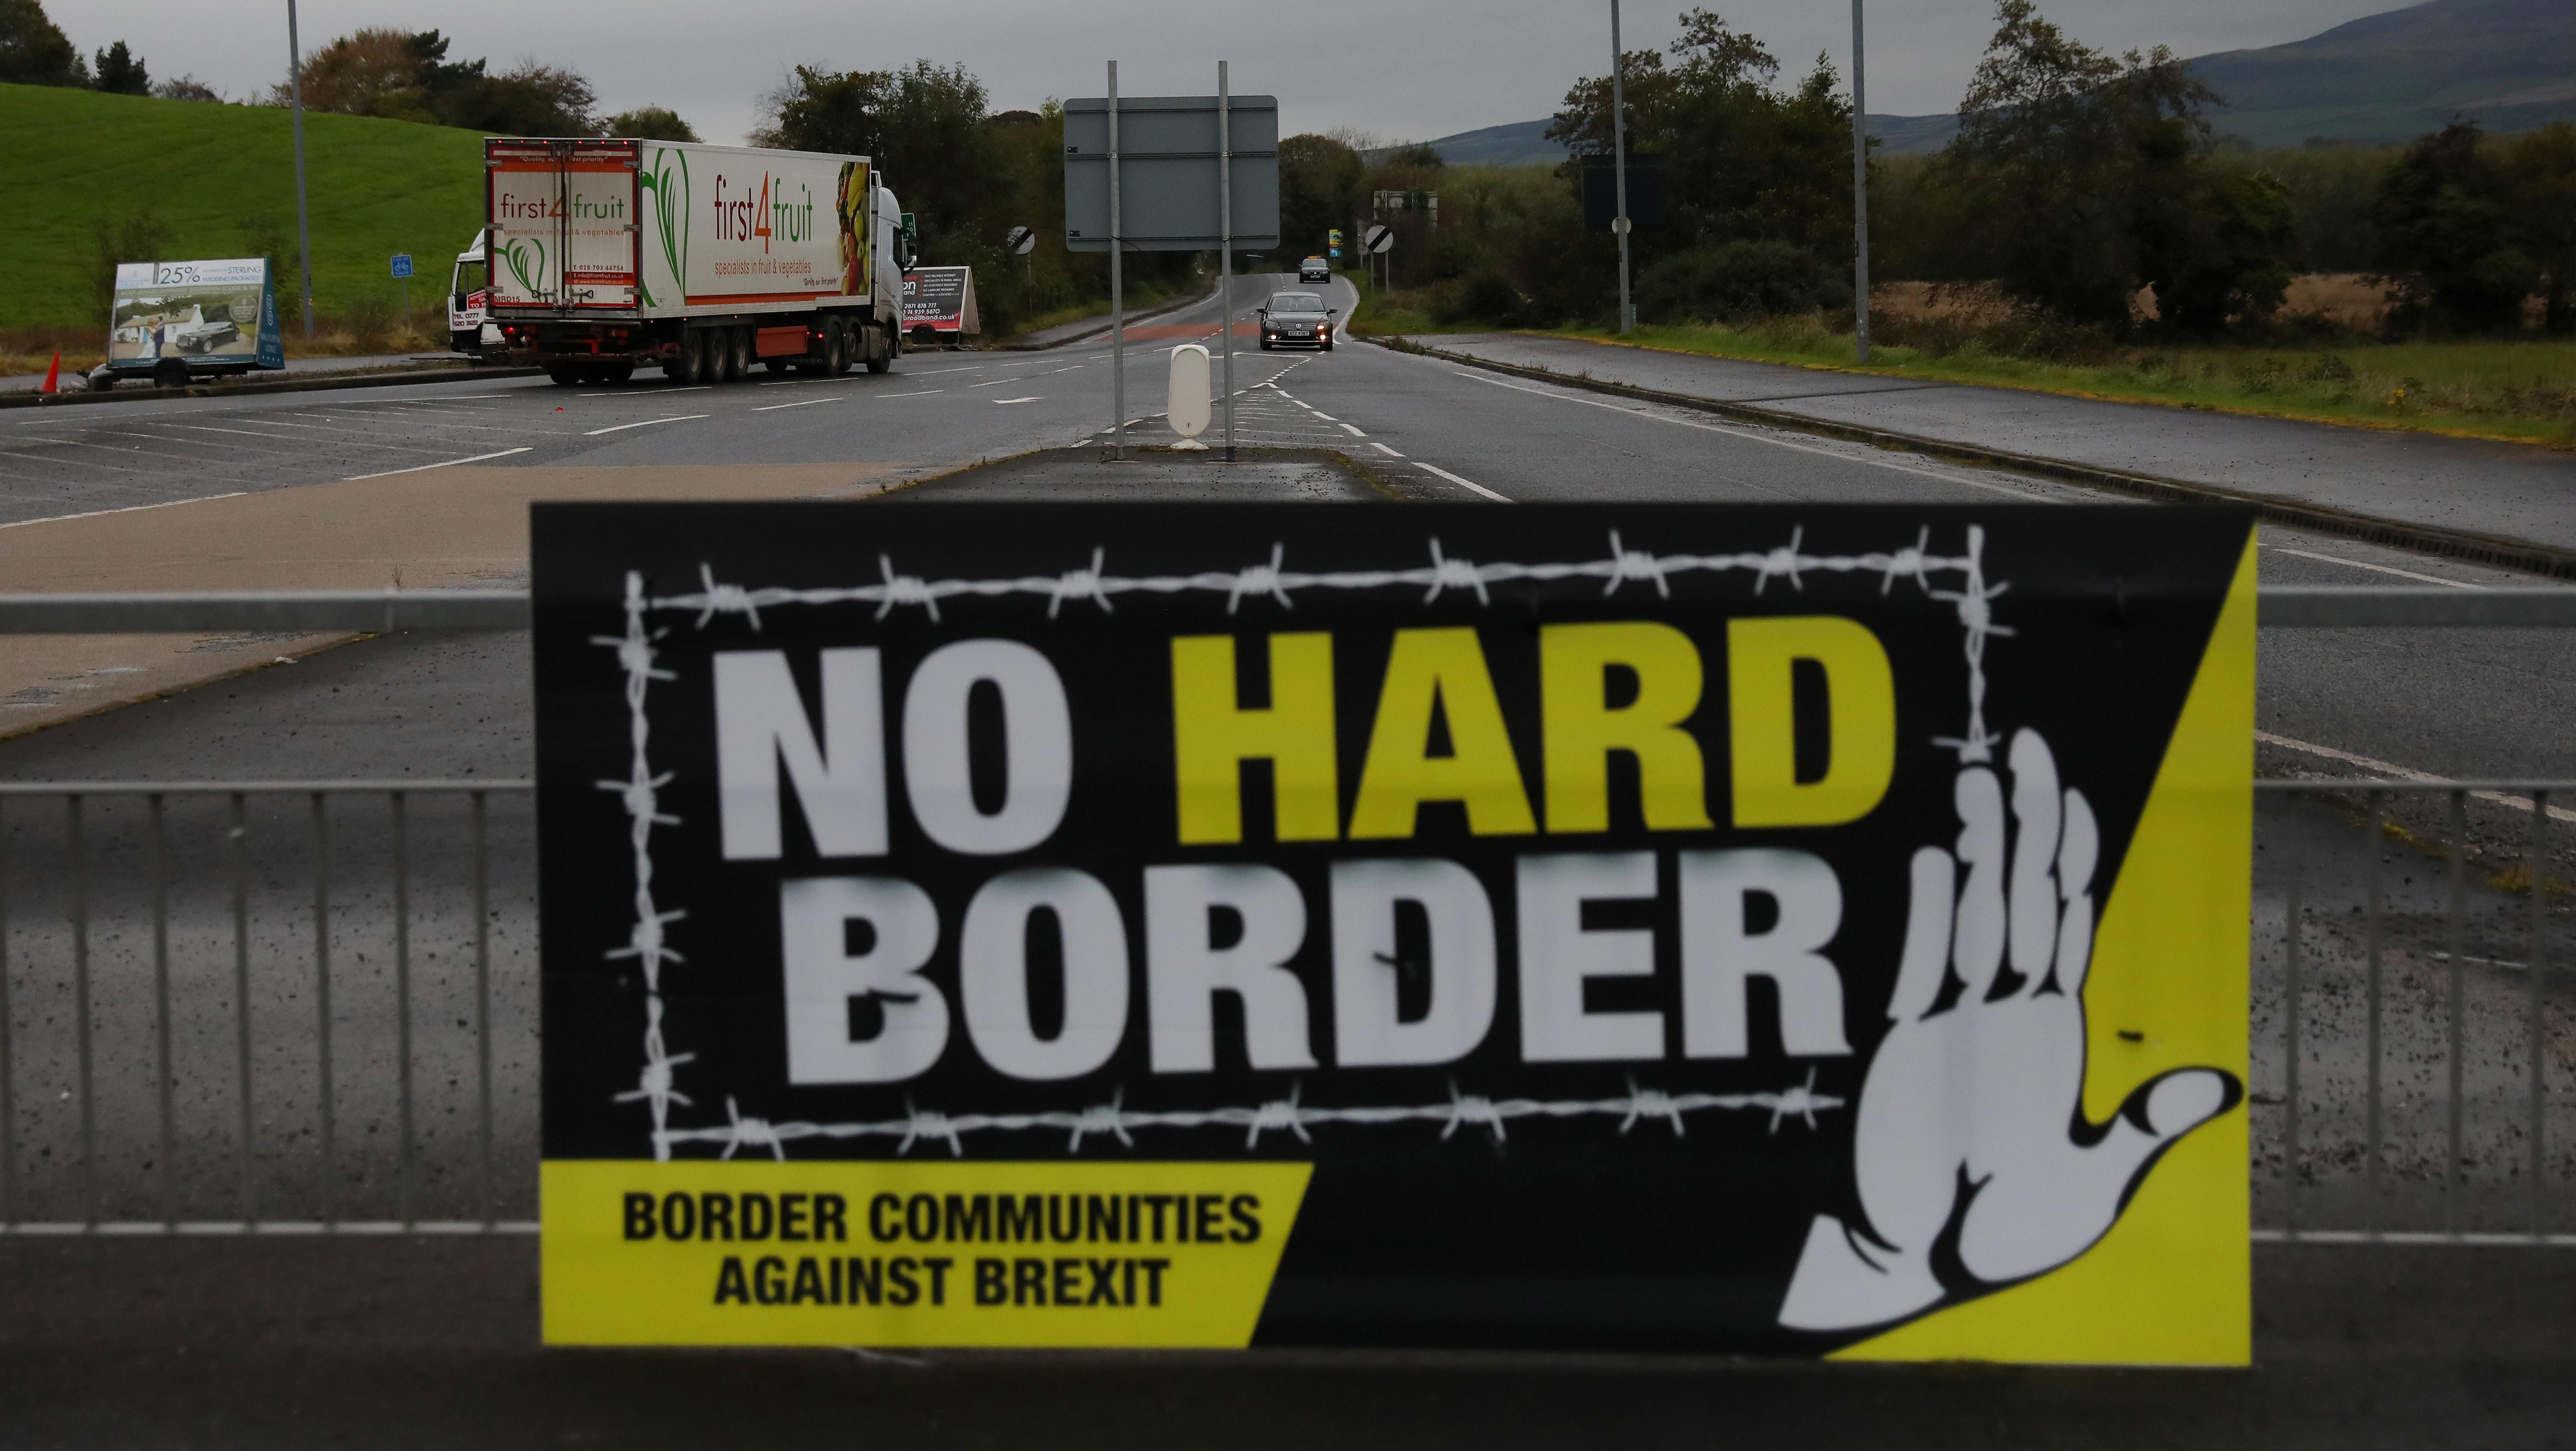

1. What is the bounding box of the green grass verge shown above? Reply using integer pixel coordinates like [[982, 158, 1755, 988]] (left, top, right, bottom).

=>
[[1546, 318, 2576, 447], [0, 83, 487, 335]]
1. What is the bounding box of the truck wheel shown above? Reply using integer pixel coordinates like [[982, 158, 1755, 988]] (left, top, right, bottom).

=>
[[819, 318, 845, 375], [665, 333, 701, 384], [865, 325, 892, 374], [726, 327, 752, 382], [547, 366, 583, 386], [602, 364, 634, 385], [152, 359, 189, 389]]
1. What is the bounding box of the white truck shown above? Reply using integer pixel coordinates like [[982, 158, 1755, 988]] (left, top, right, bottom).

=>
[[481, 137, 918, 385], [447, 228, 495, 359]]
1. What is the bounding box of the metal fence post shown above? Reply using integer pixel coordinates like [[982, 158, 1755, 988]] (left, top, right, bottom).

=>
[[473, 791, 495, 1229], [2366, 789, 2385, 1236], [2447, 789, 2469, 1234], [393, 791, 415, 1229], [2284, 801, 2304, 1235], [69, 795, 94, 1229], [232, 792, 256, 1227], [150, 794, 176, 1229], [311, 792, 334, 1230], [2531, 791, 2549, 1240]]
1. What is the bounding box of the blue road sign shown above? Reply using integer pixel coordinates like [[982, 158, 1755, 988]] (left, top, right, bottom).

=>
[[390, 254, 415, 279]]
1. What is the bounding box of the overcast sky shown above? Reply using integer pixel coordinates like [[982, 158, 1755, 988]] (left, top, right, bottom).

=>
[[54, 0, 2405, 145]]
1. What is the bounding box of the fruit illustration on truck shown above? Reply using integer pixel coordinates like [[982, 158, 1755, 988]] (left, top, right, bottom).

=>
[[483, 136, 920, 386]]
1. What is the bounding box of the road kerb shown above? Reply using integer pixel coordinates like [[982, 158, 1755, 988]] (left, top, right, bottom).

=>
[[1379, 337, 2576, 582]]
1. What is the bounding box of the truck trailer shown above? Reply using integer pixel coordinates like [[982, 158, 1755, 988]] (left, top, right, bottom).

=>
[[481, 137, 918, 385]]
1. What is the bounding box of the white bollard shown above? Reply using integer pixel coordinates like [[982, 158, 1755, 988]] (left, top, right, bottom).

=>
[[1167, 343, 1212, 450]]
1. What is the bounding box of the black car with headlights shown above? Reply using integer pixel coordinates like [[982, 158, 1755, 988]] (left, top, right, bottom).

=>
[[1258, 291, 1337, 351], [1299, 256, 1331, 283]]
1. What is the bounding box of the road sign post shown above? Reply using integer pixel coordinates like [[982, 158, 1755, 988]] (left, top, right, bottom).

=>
[[1363, 223, 1393, 295], [391, 252, 413, 322], [1064, 82, 1280, 461], [1219, 61, 1235, 461], [1610, 0, 1634, 334]]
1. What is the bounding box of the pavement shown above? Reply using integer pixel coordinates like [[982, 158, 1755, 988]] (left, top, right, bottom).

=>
[[1408, 333, 2576, 564], [0, 1237, 2571, 1448], [1, 351, 482, 395]]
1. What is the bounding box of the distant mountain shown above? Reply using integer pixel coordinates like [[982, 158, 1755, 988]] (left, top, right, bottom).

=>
[[1418, 0, 2574, 165]]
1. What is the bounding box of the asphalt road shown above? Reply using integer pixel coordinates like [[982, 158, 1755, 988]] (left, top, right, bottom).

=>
[[2, 278, 2575, 1443]]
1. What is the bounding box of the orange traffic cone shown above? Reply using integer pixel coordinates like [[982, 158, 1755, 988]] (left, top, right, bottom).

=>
[[39, 350, 60, 394]]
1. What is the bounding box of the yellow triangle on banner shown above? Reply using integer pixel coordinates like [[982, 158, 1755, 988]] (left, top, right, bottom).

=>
[[1831, 529, 2256, 1366]]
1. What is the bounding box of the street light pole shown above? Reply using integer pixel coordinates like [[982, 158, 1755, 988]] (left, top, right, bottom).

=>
[[1220, 60, 1235, 462], [1851, 0, 1871, 363], [286, 0, 315, 337], [1611, 0, 1634, 334]]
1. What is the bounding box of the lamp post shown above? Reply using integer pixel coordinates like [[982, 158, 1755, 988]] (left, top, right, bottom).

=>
[[286, 0, 315, 336], [1851, 0, 1871, 363], [1610, 0, 1634, 334]]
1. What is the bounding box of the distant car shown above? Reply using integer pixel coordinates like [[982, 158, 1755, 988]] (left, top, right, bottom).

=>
[[1259, 291, 1336, 351], [1299, 256, 1331, 283]]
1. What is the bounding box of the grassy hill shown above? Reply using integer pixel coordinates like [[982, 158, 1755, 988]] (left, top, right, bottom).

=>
[[0, 83, 488, 334]]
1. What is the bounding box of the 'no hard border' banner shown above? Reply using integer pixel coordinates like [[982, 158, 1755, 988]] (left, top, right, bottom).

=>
[[533, 501, 2255, 1362]]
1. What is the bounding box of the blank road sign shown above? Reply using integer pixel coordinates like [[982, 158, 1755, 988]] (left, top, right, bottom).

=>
[[1064, 95, 1282, 252]]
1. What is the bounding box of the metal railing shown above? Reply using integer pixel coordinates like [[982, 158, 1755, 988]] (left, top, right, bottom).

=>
[[0, 782, 536, 1234], [0, 582, 2566, 1241], [2255, 777, 2576, 1245]]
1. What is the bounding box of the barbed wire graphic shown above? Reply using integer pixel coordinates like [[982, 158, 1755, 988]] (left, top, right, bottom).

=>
[[657, 1073, 1845, 1160], [599, 525, 2008, 1161]]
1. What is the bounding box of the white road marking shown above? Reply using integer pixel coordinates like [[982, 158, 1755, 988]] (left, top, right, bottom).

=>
[[583, 415, 708, 436], [994, 397, 1043, 405], [342, 446, 534, 479], [1339, 423, 1366, 437], [1444, 368, 2053, 500], [877, 390, 943, 399], [752, 397, 843, 412], [2258, 730, 2576, 822], [0, 493, 249, 530], [1048, 365, 1085, 373], [1417, 461, 1511, 502], [582, 386, 711, 396], [905, 366, 985, 376], [1308, 410, 1338, 420], [2259, 544, 2481, 588], [163, 424, 301, 439], [969, 378, 1013, 388], [1371, 442, 1405, 457]]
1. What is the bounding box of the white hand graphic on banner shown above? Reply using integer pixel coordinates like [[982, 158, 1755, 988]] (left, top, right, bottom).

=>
[[1777, 728, 2240, 1333]]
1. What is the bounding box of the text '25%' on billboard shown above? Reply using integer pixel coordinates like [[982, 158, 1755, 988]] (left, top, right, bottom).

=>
[[532, 501, 2254, 1362]]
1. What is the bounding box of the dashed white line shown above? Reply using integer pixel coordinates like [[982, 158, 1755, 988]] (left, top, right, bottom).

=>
[[0, 493, 250, 530], [877, 389, 944, 399], [752, 397, 844, 411], [583, 415, 708, 436], [2257, 730, 2576, 822], [994, 397, 1044, 405], [1339, 423, 1367, 437], [2259, 544, 2481, 588], [1371, 442, 1405, 457], [969, 378, 1014, 388], [342, 445, 533, 479], [582, 385, 711, 396], [1416, 461, 1510, 502]]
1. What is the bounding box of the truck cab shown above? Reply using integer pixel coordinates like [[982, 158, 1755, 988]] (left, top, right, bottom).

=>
[[449, 229, 496, 359]]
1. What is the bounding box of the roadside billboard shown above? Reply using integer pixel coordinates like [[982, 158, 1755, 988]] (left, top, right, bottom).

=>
[[900, 267, 979, 337], [105, 259, 283, 373], [531, 502, 2254, 1362]]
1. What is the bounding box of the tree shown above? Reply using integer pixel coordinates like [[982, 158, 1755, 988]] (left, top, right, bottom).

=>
[[1549, 12, 1857, 320], [754, 61, 997, 253], [602, 105, 699, 142], [92, 40, 146, 95], [2502, 122, 2576, 334], [1942, 0, 2295, 333], [0, 0, 84, 86], [271, 28, 432, 119], [152, 74, 222, 103], [455, 61, 597, 135], [1279, 133, 1365, 259], [2373, 122, 2534, 332]]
